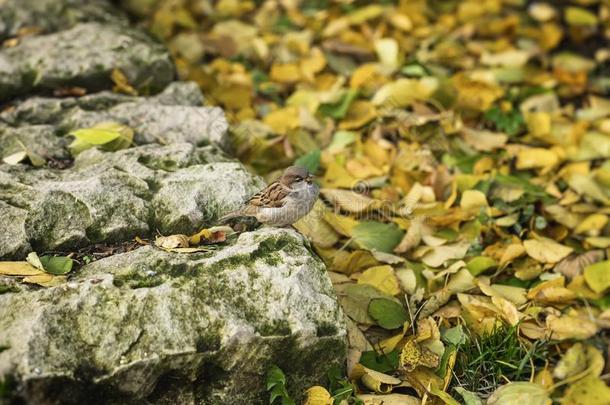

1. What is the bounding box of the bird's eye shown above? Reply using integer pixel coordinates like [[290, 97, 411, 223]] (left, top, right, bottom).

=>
[[295, 176, 303, 181]]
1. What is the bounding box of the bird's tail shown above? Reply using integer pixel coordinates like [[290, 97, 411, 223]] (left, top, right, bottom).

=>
[[217, 210, 241, 224]]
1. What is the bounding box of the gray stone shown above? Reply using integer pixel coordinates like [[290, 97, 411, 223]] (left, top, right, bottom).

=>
[[0, 22, 175, 102], [0, 124, 69, 162], [0, 0, 126, 41], [0, 143, 260, 256], [0, 228, 347, 404], [0, 82, 227, 155], [0, 200, 30, 259]]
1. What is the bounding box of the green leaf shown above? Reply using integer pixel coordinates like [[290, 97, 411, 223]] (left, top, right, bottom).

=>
[[352, 221, 404, 253], [436, 344, 456, 379], [454, 387, 483, 405], [339, 284, 391, 324], [442, 325, 467, 346], [368, 298, 408, 329], [39, 256, 73, 275], [294, 149, 321, 174], [466, 256, 497, 276], [318, 89, 359, 119], [359, 350, 400, 373], [266, 365, 294, 404], [69, 122, 134, 155]]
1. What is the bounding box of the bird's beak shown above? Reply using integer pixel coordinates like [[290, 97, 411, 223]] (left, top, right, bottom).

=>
[[306, 174, 314, 183]]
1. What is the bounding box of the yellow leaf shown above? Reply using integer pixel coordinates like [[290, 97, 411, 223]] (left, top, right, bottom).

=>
[[516, 147, 560, 171], [303, 386, 332, 405], [554, 343, 604, 380], [300, 47, 326, 82], [339, 100, 377, 130], [491, 296, 520, 326], [460, 190, 488, 210], [500, 242, 526, 266], [329, 249, 379, 275], [560, 375, 610, 405], [453, 73, 504, 111], [270, 63, 301, 83], [546, 313, 598, 340], [574, 214, 608, 235], [22, 273, 54, 285], [322, 161, 358, 188], [527, 277, 576, 304], [523, 237, 573, 264], [323, 211, 359, 237], [488, 382, 551, 405], [372, 78, 438, 107], [0, 261, 45, 276], [358, 265, 401, 296], [320, 188, 376, 213], [421, 242, 470, 268], [387, 13, 413, 32], [525, 112, 552, 137], [293, 201, 340, 248], [357, 394, 420, 405], [263, 106, 300, 134], [346, 157, 385, 178], [360, 366, 401, 394], [379, 332, 405, 354], [111, 68, 138, 96], [399, 336, 440, 372], [583, 260, 610, 293], [350, 64, 383, 89], [155, 234, 190, 249], [374, 38, 399, 70], [534, 368, 554, 390]]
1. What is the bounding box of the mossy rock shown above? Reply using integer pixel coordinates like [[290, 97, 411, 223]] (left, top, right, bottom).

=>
[[0, 228, 347, 404]]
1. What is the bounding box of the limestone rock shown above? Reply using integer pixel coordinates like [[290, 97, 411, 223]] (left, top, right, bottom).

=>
[[0, 22, 174, 102], [0, 143, 261, 256], [0, 83, 227, 156], [0, 228, 347, 404], [0, 0, 126, 41]]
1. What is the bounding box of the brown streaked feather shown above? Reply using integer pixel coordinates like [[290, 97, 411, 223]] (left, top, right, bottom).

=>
[[246, 180, 289, 208]]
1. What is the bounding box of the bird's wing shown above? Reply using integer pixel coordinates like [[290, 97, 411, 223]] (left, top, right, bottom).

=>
[[247, 180, 290, 209]]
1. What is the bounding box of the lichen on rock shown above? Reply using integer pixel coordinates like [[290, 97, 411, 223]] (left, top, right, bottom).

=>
[[0, 228, 347, 403]]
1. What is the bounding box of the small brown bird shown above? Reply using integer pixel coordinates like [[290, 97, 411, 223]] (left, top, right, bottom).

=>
[[219, 166, 319, 227]]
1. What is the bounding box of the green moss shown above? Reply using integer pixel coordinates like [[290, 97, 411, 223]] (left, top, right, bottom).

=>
[[256, 319, 291, 337], [315, 322, 339, 337], [0, 285, 19, 295], [214, 234, 303, 271], [113, 273, 164, 289]]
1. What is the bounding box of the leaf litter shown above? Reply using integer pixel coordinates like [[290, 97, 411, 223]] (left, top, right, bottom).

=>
[[2, 0, 608, 403], [124, 0, 610, 402]]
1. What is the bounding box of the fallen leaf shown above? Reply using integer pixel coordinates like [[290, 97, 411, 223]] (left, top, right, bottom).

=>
[[487, 382, 550, 405], [0, 262, 45, 276], [583, 260, 610, 293], [352, 221, 404, 253], [523, 237, 573, 264], [358, 265, 401, 296], [368, 298, 408, 330]]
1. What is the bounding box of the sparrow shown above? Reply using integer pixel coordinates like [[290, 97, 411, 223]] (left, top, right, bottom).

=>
[[219, 166, 319, 227]]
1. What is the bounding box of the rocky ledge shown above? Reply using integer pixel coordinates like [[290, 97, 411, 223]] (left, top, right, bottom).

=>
[[0, 228, 346, 404], [0, 0, 347, 403]]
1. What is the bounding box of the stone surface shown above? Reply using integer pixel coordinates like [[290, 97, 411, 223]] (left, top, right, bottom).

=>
[[0, 228, 347, 404], [0, 143, 262, 258], [0, 0, 126, 41], [0, 0, 347, 403], [0, 82, 228, 157], [0, 22, 175, 102]]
